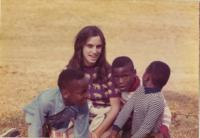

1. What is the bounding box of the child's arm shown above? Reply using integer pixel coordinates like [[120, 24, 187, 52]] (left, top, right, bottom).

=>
[[74, 103, 90, 138], [159, 99, 171, 137], [24, 97, 49, 137], [93, 97, 121, 137], [111, 95, 135, 136], [162, 99, 171, 128], [132, 98, 164, 138]]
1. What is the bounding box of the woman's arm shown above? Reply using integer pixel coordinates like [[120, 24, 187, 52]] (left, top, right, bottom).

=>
[[93, 97, 120, 137]]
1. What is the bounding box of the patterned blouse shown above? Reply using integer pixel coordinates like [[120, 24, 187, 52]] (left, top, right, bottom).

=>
[[83, 66, 120, 107]]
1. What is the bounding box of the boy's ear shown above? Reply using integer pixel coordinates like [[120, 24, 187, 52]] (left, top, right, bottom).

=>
[[146, 73, 151, 80], [62, 88, 70, 98], [146, 74, 154, 86], [143, 73, 150, 81]]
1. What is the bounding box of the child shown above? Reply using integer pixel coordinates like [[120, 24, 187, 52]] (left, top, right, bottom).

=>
[[112, 56, 140, 104], [23, 69, 89, 137], [111, 59, 171, 138]]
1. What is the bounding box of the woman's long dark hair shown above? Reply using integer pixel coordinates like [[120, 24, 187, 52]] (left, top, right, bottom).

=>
[[67, 25, 110, 82]]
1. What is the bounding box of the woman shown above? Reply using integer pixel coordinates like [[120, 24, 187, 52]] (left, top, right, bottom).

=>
[[66, 26, 120, 138]]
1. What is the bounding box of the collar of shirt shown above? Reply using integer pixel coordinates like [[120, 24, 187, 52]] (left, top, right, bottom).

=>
[[144, 87, 161, 94]]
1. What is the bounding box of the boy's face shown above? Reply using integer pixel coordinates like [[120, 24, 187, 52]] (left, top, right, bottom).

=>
[[62, 77, 89, 106], [112, 64, 136, 92]]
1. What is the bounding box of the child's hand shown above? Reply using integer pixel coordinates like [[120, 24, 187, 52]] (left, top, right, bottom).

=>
[[109, 130, 119, 138], [50, 130, 66, 138], [159, 125, 170, 138], [153, 133, 164, 138]]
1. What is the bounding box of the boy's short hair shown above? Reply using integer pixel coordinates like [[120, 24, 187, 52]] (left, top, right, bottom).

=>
[[146, 61, 170, 88], [112, 56, 134, 69], [57, 69, 85, 91]]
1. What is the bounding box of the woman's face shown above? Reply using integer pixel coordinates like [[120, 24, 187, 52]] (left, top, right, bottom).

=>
[[83, 36, 103, 67]]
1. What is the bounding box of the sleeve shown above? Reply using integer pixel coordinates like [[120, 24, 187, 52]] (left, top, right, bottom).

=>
[[132, 98, 164, 138], [113, 95, 135, 131], [24, 95, 49, 137], [106, 73, 120, 98], [161, 98, 172, 128], [74, 103, 89, 138]]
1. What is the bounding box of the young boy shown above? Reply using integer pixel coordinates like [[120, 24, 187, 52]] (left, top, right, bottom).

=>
[[111, 57, 171, 138], [112, 56, 140, 104], [23, 69, 89, 137]]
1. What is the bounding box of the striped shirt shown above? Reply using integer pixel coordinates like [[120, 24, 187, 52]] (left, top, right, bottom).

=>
[[121, 91, 171, 129], [113, 86, 165, 138]]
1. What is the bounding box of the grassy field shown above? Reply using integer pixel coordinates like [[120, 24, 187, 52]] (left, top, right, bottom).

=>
[[0, 0, 199, 137]]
